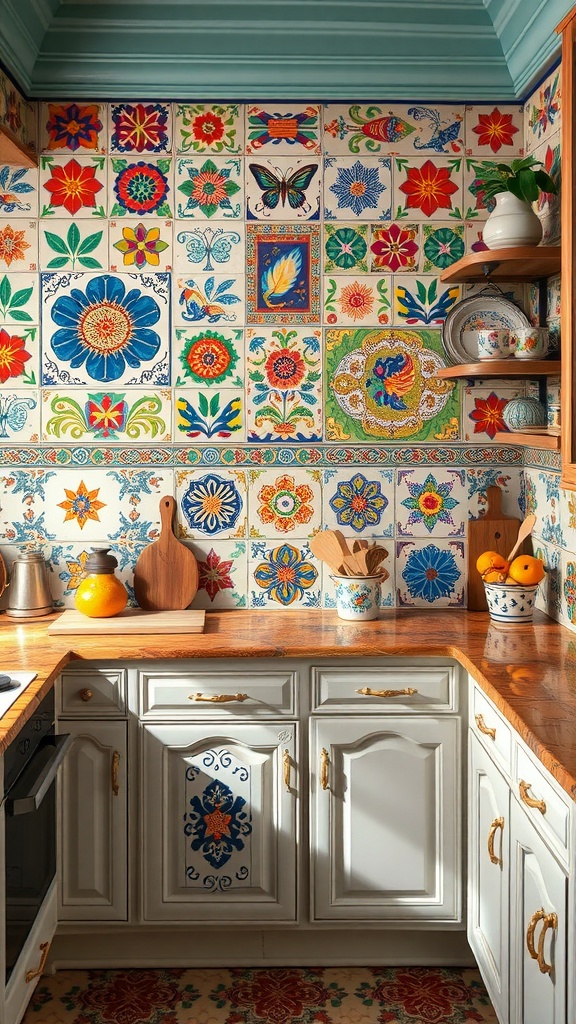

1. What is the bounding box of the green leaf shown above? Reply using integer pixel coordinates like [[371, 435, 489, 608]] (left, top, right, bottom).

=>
[[47, 256, 70, 269], [534, 170, 558, 195], [43, 231, 70, 255], [416, 280, 427, 303], [78, 256, 102, 269], [198, 392, 209, 416], [157, 159, 171, 174], [9, 310, 33, 322], [10, 286, 33, 308], [77, 230, 103, 255], [516, 168, 539, 203], [67, 222, 80, 253], [178, 181, 195, 197], [209, 393, 220, 417], [0, 275, 11, 308]]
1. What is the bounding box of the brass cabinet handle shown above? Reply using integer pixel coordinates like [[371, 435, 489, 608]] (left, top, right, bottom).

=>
[[519, 779, 546, 814], [283, 748, 291, 792], [189, 692, 249, 703], [320, 747, 329, 790], [526, 908, 557, 974], [25, 940, 50, 983], [79, 688, 93, 702], [111, 750, 120, 796], [475, 713, 496, 739], [487, 816, 504, 865], [356, 686, 418, 698]]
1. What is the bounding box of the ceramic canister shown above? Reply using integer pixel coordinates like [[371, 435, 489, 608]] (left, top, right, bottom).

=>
[[502, 397, 547, 431], [331, 575, 382, 621]]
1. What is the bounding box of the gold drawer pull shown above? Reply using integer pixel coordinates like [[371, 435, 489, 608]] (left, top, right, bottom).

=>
[[111, 750, 120, 796], [526, 908, 557, 974], [487, 816, 505, 865], [25, 941, 50, 983], [283, 749, 291, 792], [79, 688, 93, 702], [475, 713, 496, 739], [321, 747, 329, 791], [519, 780, 546, 814], [190, 692, 249, 703], [357, 687, 418, 698]]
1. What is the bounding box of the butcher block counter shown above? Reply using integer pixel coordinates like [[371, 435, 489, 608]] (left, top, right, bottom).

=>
[[0, 606, 574, 798]]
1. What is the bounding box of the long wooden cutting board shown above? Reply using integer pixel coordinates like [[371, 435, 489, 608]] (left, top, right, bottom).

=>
[[47, 609, 205, 635], [467, 485, 531, 611], [133, 495, 199, 611]]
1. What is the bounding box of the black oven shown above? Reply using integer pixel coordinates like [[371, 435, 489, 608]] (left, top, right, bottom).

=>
[[2, 689, 71, 982]]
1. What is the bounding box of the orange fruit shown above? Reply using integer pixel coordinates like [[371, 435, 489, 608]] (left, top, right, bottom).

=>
[[483, 568, 509, 583], [507, 554, 546, 586], [476, 550, 510, 578]]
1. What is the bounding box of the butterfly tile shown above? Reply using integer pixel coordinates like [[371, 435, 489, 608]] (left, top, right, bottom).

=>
[[396, 468, 466, 538], [324, 156, 391, 220], [109, 156, 172, 218], [41, 271, 170, 388], [188, 539, 247, 609], [324, 274, 391, 327], [40, 101, 107, 154], [246, 326, 322, 443], [467, 467, 524, 520], [369, 222, 420, 273], [246, 104, 321, 155], [393, 276, 459, 327], [0, 324, 38, 387], [249, 469, 322, 538], [421, 223, 464, 273], [39, 154, 107, 219], [246, 156, 321, 221], [175, 156, 243, 219], [174, 274, 244, 327], [109, 102, 171, 153], [396, 539, 465, 607], [0, 165, 39, 218], [246, 223, 321, 325], [464, 104, 523, 156], [323, 468, 394, 537], [0, 220, 37, 271], [173, 326, 243, 389], [175, 468, 248, 539], [109, 218, 172, 272], [525, 468, 563, 547], [175, 104, 243, 154], [42, 388, 173, 443], [0, 272, 38, 324], [323, 223, 369, 274], [248, 539, 321, 609], [174, 388, 244, 441], [173, 221, 245, 273], [40, 219, 108, 272], [323, 546, 395, 610], [462, 385, 525, 443], [394, 156, 463, 221], [524, 67, 561, 154], [0, 389, 40, 442], [0, 468, 58, 547], [323, 103, 464, 156]]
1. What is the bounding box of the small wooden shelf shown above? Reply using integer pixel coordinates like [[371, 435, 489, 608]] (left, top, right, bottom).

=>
[[494, 430, 561, 450], [440, 246, 561, 283], [437, 360, 561, 379], [0, 125, 37, 168]]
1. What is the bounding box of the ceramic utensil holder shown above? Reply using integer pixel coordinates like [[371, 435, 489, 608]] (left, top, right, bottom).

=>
[[331, 574, 382, 621]]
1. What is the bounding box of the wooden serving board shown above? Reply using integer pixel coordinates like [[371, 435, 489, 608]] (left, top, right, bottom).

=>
[[133, 495, 199, 611], [47, 608, 205, 635], [467, 486, 531, 611]]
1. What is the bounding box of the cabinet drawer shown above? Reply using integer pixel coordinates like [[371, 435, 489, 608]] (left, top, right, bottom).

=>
[[139, 662, 298, 717], [471, 686, 512, 776], [59, 668, 126, 716], [515, 744, 571, 862], [311, 661, 457, 712]]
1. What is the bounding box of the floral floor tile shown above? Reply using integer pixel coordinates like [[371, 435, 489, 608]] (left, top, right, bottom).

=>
[[393, 156, 463, 220], [175, 156, 243, 219], [0, 165, 39, 218], [174, 326, 244, 389], [370, 221, 420, 273], [323, 103, 464, 156], [109, 156, 172, 218], [0, 389, 39, 442], [246, 326, 322, 443], [188, 539, 247, 608], [39, 219, 108, 271], [175, 388, 244, 441], [246, 223, 321, 325], [176, 469, 247, 539], [396, 539, 465, 607], [324, 274, 391, 326], [175, 273, 244, 327], [524, 67, 561, 154], [0, 324, 38, 386], [110, 218, 172, 272], [39, 154, 107, 218], [396, 468, 466, 537], [462, 385, 525, 442], [42, 388, 172, 443], [173, 221, 245, 274], [464, 103, 523, 156], [175, 103, 243, 154], [246, 156, 321, 220], [0, 220, 37, 271], [467, 468, 524, 521], [324, 156, 391, 220], [392, 276, 459, 327], [109, 102, 172, 154], [249, 469, 322, 538], [323, 222, 369, 274], [323, 468, 394, 537], [39, 101, 107, 154], [248, 539, 321, 608], [0, 272, 38, 324]]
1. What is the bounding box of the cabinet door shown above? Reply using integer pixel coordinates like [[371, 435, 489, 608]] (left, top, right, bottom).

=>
[[310, 716, 460, 922], [509, 799, 567, 1024], [142, 722, 297, 922], [58, 721, 127, 921], [468, 733, 510, 1024]]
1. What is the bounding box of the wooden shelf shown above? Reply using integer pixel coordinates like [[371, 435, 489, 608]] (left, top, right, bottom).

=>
[[439, 246, 561, 283], [437, 360, 561, 379], [0, 125, 37, 168], [495, 430, 561, 450]]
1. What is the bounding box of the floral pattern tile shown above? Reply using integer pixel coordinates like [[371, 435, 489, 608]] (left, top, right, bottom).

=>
[[467, 468, 524, 521], [248, 539, 321, 608], [533, 538, 562, 623], [109, 219, 172, 272], [324, 275, 391, 327], [176, 469, 247, 538], [39, 219, 108, 272], [249, 469, 322, 538], [0, 165, 39, 218], [0, 389, 39, 442], [323, 468, 394, 536], [397, 539, 465, 607], [560, 549, 576, 629], [533, 136, 561, 245], [175, 274, 244, 327], [41, 469, 156, 542], [173, 221, 245, 273], [246, 104, 321, 154], [0, 469, 56, 547], [323, 103, 464, 156], [189, 540, 247, 609], [175, 388, 244, 441], [396, 469, 466, 537], [465, 104, 523, 156], [525, 468, 563, 548], [174, 326, 244, 389], [393, 276, 459, 327], [370, 222, 420, 273], [110, 102, 171, 153], [462, 385, 524, 443], [246, 327, 322, 443], [246, 156, 321, 220], [0, 324, 38, 387], [394, 157, 463, 221], [463, 158, 494, 220], [0, 272, 38, 324], [175, 104, 243, 154], [40, 101, 106, 154], [324, 156, 391, 220], [109, 156, 172, 218], [175, 156, 243, 219], [0, 220, 37, 271], [246, 223, 321, 325], [525, 68, 561, 154], [39, 155, 107, 219], [42, 388, 172, 443], [323, 223, 369, 274], [421, 223, 464, 273]]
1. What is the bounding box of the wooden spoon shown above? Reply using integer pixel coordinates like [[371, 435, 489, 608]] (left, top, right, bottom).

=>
[[506, 514, 537, 563], [333, 530, 366, 575], [366, 545, 389, 576], [309, 532, 348, 575]]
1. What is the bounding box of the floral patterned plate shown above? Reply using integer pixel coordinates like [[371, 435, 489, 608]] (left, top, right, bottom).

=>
[[442, 295, 529, 365]]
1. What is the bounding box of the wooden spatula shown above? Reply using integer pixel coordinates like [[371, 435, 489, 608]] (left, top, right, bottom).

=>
[[309, 531, 346, 575], [134, 495, 199, 610], [506, 514, 537, 563]]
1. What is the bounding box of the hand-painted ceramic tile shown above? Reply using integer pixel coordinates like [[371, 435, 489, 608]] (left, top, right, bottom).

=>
[[421, 223, 464, 273], [109, 157, 172, 218], [560, 549, 576, 629], [47, 542, 135, 608], [249, 469, 322, 537], [246, 223, 321, 324], [464, 159, 495, 220], [246, 105, 321, 155], [175, 104, 243, 154], [546, 274, 561, 320], [324, 157, 391, 220], [0, 325, 38, 387], [175, 274, 244, 327], [176, 468, 247, 538], [40, 102, 106, 154], [525, 68, 561, 154], [0, 389, 39, 442], [39, 219, 108, 271], [324, 275, 391, 326], [370, 222, 420, 273], [246, 156, 321, 221], [532, 138, 561, 245], [532, 539, 561, 623], [0, 166, 39, 218], [174, 327, 244, 388], [323, 468, 394, 536], [43, 469, 120, 540], [110, 102, 171, 153], [246, 327, 322, 443], [0, 220, 37, 271], [188, 540, 247, 609], [40, 155, 107, 219], [110, 219, 172, 272], [0, 469, 57, 546], [0, 74, 35, 148], [325, 327, 457, 442], [464, 104, 523, 156], [524, 468, 563, 547], [42, 388, 172, 443], [175, 389, 244, 441], [394, 157, 462, 221], [397, 539, 465, 607], [174, 222, 245, 273], [248, 539, 321, 608], [461, 280, 529, 313], [323, 223, 368, 274], [467, 468, 524, 520], [175, 156, 243, 219], [0, 272, 38, 324], [464, 221, 487, 255], [323, 547, 395, 610], [323, 104, 464, 156], [393, 276, 459, 327], [463, 385, 525, 442], [396, 468, 466, 537], [41, 272, 170, 387]]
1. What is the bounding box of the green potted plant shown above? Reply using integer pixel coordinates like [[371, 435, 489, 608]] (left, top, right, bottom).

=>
[[470, 156, 558, 251]]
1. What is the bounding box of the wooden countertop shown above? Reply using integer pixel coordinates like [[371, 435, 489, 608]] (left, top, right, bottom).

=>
[[0, 608, 573, 800]]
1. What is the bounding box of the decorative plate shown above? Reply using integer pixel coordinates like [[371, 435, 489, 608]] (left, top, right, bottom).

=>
[[442, 295, 530, 364]]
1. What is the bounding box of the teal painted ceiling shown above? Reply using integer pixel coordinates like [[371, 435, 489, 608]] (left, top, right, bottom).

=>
[[0, 0, 572, 100]]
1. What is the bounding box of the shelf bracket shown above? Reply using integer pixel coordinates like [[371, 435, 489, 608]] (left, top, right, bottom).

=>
[[482, 261, 501, 279]]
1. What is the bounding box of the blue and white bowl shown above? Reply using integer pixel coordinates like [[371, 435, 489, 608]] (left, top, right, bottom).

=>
[[483, 581, 539, 623]]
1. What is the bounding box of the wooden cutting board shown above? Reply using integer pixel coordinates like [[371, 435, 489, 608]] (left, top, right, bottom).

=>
[[467, 485, 532, 611], [47, 608, 205, 635], [134, 495, 199, 610]]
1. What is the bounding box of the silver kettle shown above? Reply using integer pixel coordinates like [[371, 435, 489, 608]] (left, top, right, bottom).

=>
[[7, 550, 53, 618]]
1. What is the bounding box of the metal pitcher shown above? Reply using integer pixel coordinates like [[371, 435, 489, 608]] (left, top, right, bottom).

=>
[[7, 550, 53, 617]]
